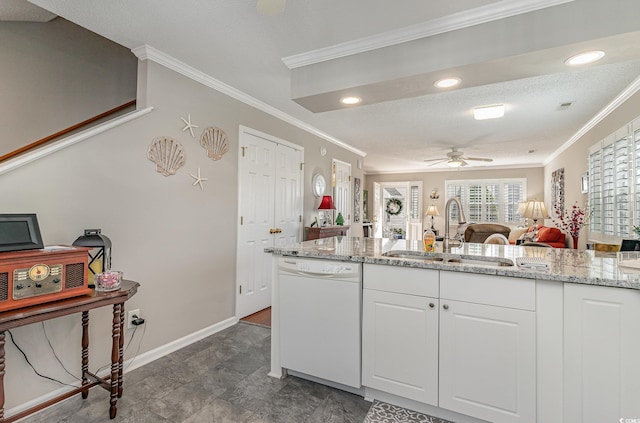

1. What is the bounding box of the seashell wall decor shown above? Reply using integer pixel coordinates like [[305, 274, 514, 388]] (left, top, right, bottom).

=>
[[147, 136, 186, 176], [200, 127, 229, 160]]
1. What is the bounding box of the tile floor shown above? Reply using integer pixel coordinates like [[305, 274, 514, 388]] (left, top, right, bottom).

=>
[[18, 323, 372, 423]]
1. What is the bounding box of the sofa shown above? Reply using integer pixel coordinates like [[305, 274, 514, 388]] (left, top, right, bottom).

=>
[[509, 225, 568, 248], [464, 224, 511, 243]]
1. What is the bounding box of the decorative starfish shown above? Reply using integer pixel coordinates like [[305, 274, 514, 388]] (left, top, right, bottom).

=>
[[190, 168, 208, 190], [181, 113, 199, 138]]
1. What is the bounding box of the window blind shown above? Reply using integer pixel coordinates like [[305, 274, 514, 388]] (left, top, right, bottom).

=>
[[445, 179, 526, 224]]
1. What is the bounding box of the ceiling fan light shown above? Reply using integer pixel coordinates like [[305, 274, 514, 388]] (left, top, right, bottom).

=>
[[447, 159, 462, 168], [564, 50, 605, 66], [474, 104, 504, 120], [340, 96, 362, 105], [434, 77, 461, 89], [257, 0, 286, 15]]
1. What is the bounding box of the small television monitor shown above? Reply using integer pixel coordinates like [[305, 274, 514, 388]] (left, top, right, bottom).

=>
[[0, 214, 44, 253]]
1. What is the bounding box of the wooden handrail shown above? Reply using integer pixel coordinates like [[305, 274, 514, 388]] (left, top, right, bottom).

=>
[[0, 99, 136, 162]]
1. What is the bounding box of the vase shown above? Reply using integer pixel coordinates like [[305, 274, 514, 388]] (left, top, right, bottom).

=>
[[572, 235, 579, 249]]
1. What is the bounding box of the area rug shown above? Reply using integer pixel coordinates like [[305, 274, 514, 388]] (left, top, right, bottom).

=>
[[363, 400, 455, 423]]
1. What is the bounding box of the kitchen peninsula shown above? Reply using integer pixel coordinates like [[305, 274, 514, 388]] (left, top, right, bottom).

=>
[[267, 237, 640, 423]]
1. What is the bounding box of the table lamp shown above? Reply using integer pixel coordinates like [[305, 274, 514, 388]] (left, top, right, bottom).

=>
[[425, 205, 439, 232], [318, 195, 336, 225], [522, 200, 549, 235]]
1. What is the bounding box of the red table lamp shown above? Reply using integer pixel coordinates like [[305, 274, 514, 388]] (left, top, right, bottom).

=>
[[318, 195, 336, 225]]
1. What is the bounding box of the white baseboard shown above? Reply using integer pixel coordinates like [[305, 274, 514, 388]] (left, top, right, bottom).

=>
[[7, 316, 238, 420]]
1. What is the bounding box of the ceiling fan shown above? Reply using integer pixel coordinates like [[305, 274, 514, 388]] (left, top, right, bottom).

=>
[[423, 147, 493, 168], [257, 0, 286, 15]]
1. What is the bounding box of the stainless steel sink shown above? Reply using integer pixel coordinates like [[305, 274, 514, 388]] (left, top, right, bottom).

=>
[[382, 251, 445, 262], [381, 251, 514, 267], [445, 257, 514, 267]]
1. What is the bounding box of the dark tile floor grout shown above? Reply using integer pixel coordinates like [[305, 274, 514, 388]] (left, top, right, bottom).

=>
[[17, 322, 372, 423]]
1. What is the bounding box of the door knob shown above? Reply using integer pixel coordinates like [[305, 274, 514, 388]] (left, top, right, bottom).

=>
[[269, 228, 276, 234], [443, 304, 449, 310]]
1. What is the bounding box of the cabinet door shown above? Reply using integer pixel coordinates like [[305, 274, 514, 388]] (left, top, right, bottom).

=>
[[439, 300, 535, 423], [564, 284, 640, 423], [362, 289, 438, 405]]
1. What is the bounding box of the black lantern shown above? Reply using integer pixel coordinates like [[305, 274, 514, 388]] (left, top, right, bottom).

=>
[[72, 229, 112, 287]]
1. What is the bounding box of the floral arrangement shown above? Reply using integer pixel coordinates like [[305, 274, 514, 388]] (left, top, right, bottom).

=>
[[633, 225, 640, 237], [552, 201, 590, 241]]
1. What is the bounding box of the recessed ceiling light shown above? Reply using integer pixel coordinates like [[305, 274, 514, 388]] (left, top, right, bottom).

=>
[[473, 104, 505, 120], [340, 96, 361, 105], [434, 77, 461, 89], [564, 50, 605, 66]]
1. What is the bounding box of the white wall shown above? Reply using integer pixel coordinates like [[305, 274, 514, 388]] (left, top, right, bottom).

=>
[[544, 89, 640, 248], [0, 18, 137, 158], [0, 56, 363, 409]]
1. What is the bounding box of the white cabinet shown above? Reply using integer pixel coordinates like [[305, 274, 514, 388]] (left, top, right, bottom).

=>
[[439, 299, 536, 423], [438, 272, 536, 423], [362, 264, 439, 404], [564, 283, 640, 423], [362, 266, 536, 423], [362, 288, 439, 404]]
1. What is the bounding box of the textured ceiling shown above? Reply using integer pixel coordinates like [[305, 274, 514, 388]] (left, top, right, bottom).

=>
[[24, 0, 640, 173]]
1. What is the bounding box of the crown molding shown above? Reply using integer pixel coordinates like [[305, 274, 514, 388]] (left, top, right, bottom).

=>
[[543, 75, 640, 166], [282, 0, 575, 69], [132, 45, 366, 157]]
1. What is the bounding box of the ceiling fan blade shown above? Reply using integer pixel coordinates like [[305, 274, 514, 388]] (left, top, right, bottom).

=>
[[423, 157, 447, 163], [460, 159, 469, 166], [257, 0, 286, 15], [464, 157, 493, 162], [425, 159, 448, 166]]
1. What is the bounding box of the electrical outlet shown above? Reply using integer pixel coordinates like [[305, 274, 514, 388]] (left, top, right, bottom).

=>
[[127, 309, 140, 329]]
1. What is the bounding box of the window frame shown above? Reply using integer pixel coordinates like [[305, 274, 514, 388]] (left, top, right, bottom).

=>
[[445, 178, 527, 225]]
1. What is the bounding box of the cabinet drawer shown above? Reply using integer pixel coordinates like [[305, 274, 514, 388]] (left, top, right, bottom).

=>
[[440, 271, 535, 311], [364, 264, 438, 297]]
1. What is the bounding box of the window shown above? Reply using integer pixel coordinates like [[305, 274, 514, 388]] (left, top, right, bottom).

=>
[[445, 178, 526, 224], [589, 122, 637, 239]]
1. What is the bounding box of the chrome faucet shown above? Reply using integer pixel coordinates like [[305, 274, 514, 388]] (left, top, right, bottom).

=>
[[443, 197, 467, 252]]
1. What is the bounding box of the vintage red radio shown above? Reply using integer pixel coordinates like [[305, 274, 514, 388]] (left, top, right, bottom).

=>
[[0, 246, 92, 312]]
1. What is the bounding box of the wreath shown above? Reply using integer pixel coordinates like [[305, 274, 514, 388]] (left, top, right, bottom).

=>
[[385, 198, 403, 215]]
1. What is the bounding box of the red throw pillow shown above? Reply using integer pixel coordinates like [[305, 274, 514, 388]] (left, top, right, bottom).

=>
[[537, 227, 563, 243]]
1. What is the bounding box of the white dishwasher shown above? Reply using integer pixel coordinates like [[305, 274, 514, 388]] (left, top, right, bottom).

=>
[[278, 257, 362, 388]]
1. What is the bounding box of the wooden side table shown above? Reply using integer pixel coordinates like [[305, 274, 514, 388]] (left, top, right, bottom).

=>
[[306, 225, 350, 240], [0, 280, 140, 422]]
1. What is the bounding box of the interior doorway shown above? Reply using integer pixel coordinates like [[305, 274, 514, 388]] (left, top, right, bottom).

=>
[[375, 181, 423, 240], [332, 159, 352, 225]]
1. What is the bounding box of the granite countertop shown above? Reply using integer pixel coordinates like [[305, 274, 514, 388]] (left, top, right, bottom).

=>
[[267, 237, 640, 291]]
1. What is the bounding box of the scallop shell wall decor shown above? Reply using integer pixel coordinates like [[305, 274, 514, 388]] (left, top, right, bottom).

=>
[[147, 136, 186, 176], [200, 126, 229, 161]]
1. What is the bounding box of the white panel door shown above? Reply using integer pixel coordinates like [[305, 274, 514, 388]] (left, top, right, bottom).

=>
[[237, 128, 302, 318], [362, 289, 438, 405], [274, 144, 302, 248], [237, 133, 276, 318], [564, 284, 640, 423], [373, 182, 381, 238], [439, 300, 536, 423], [332, 159, 351, 224]]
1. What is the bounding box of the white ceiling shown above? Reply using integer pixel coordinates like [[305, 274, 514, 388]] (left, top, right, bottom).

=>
[[23, 0, 640, 173]]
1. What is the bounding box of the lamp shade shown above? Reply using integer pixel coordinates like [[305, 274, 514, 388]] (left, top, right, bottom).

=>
[[425, 205, 440, 217], [522, 200, 549, 220], [318, 195, 336, 210]]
